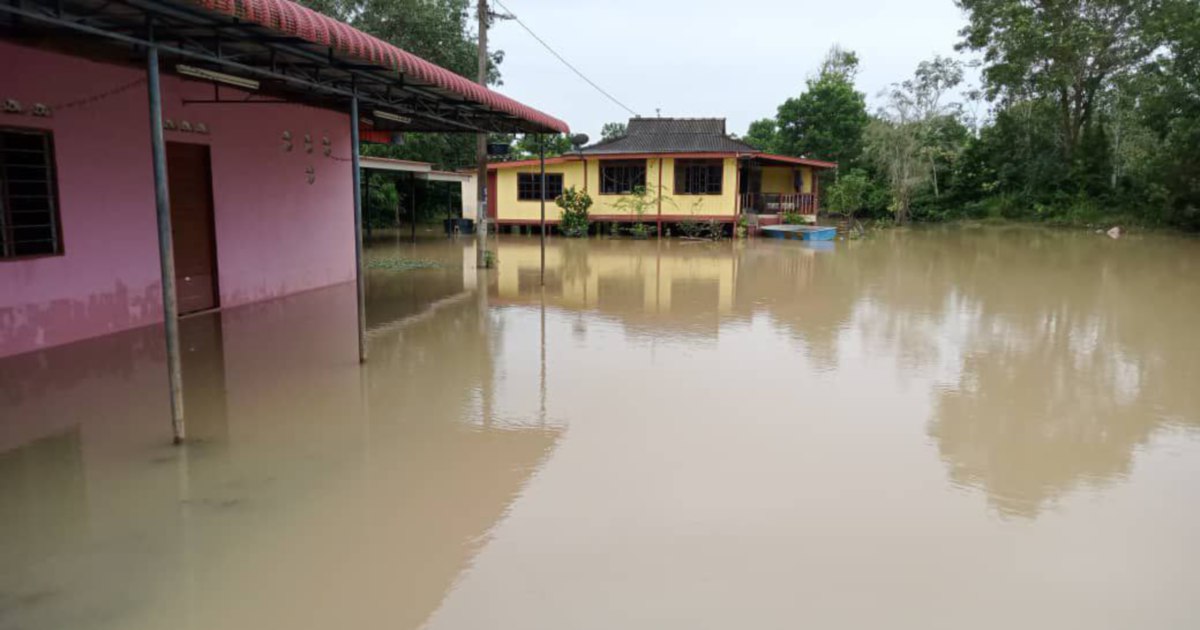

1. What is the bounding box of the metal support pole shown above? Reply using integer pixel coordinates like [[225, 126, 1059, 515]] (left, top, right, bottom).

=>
[[475, 0, 489, 268], [539, 135, 546, 286], [410, 172, 417, 242], [350, 94, 367, 362], [147, 42, 185, 444]]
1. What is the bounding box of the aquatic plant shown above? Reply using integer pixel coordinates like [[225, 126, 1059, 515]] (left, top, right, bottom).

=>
[[781, 210, 805, 225], [366, 257, 444, 272]]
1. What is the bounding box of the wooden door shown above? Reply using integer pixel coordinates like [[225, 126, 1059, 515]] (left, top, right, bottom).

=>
[[166, 142, 219, 314], [486, 171, 498, 220]]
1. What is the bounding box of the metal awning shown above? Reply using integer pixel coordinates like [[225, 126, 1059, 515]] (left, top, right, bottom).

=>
[[358, 158, 473, 183], [424, 170, 471, 183], [0, 0, 569, 133], [358, 157, 434, 174]]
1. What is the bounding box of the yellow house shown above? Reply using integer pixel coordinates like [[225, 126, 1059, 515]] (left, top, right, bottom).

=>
[[486, 117, 837, 233]]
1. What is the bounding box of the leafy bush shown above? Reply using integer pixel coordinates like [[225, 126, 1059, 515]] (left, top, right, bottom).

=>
[[678, 219, 725, 240], [555, 186, 592, 237], [781, 211, 805, 225], [677, 219, 705, 238], [613, 185, 672, 239]]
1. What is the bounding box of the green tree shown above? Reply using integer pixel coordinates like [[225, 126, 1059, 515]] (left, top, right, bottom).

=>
[[513, 133, 575, 158], [775, 45, 870, 166], [908, 56, 966, 199], [866, 56, 968, 223], [366, 175, 400, 229], [866, 119, 924, 224], [1139, 0, 1200, 228], [953, 99, 1073, 217], [600, 122, 627, 141], [743, 118, 778, 152], [825, 169, 872, 225], [297, 0, 503, 170], [957, 0, 1160, 162]]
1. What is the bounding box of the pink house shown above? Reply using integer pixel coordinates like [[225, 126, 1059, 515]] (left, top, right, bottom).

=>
[[0, 0, 567, 440]]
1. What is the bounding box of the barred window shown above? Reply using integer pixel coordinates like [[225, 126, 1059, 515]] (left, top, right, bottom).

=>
[[517, 172, 563, 201], [1, 128, 62, 259], [600, 160, 646, 194], [675, 159, 723, 195]]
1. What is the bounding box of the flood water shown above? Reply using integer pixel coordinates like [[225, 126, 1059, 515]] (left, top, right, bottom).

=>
[[2, 226, 1199, 629]]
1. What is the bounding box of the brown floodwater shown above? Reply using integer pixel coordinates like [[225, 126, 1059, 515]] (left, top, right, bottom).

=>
[[2, 226, 1199, 629]]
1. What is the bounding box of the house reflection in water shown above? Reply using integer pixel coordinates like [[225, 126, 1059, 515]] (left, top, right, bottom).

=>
[[490, 237, 746, 337], [0, 274, 562, 630], [5, 230, 1200, 628]]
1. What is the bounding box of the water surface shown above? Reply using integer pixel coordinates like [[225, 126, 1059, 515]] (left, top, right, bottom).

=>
[[2, 227, 1199, 629]]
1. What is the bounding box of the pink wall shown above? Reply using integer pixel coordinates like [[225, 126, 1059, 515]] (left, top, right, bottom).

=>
[[0, 42, 356, 358]]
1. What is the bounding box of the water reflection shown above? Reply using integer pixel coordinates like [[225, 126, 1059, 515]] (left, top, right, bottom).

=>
[[913, 228, 1200, 516], [0, 265, 561, 630], [2, 228, 1199, 628], [488, 229, 1200, 519], [493, 237, 736, 338]]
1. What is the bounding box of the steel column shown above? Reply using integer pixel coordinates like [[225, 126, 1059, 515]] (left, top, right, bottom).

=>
[[539, 136, 546, 286], [410, 172, 417, 241], [475, 0, 489, 268], [350, 94, 367, 362], [147, 43, 185, 444]]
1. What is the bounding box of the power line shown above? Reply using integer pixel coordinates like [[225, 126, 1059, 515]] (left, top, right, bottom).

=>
[[491, 0, 639, 118]]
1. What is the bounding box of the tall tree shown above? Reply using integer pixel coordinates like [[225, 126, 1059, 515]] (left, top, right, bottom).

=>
[[600, 122, 628, 141], [775, 46, 870, 166], [865, 119, 924, 224], [867, 56, 968, 223], [957, 0, 1160, 161], [513, 134, 575, 158], [910, 56, 966, 198], [743, 118, 778, 152], [1140, 0, 1200, 227], [297, 0, 503, 170]]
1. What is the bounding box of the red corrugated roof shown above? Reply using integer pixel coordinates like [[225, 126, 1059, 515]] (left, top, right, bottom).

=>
[[188, 0, 569, 133]]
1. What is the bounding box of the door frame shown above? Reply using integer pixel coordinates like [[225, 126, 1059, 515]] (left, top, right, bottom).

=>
[[166, 141, 221, 315]]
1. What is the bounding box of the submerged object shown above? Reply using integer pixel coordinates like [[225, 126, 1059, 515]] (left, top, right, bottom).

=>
[[760, 225, 838, 241]]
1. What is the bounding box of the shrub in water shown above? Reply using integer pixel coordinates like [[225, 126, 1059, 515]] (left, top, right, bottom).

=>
[[555, 186, 593, 237]]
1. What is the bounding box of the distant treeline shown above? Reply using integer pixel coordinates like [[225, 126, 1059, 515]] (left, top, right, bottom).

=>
[[305, 0, 1199, 230], [738, 0, 1200, 230]]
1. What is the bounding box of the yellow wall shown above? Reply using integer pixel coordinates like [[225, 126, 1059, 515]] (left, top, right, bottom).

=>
[[760, 165, 814, 194], [493, 161, 586, 221], [761, 166, 795, 194], [494, 156, 740, 221]]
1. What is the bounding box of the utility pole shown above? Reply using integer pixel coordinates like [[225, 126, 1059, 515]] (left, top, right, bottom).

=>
[[539, 135, 546, 285], [475, 0, 489, 268]]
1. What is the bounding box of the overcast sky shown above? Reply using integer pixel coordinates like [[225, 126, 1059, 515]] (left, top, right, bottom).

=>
[[487, 0, 978, 140]]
